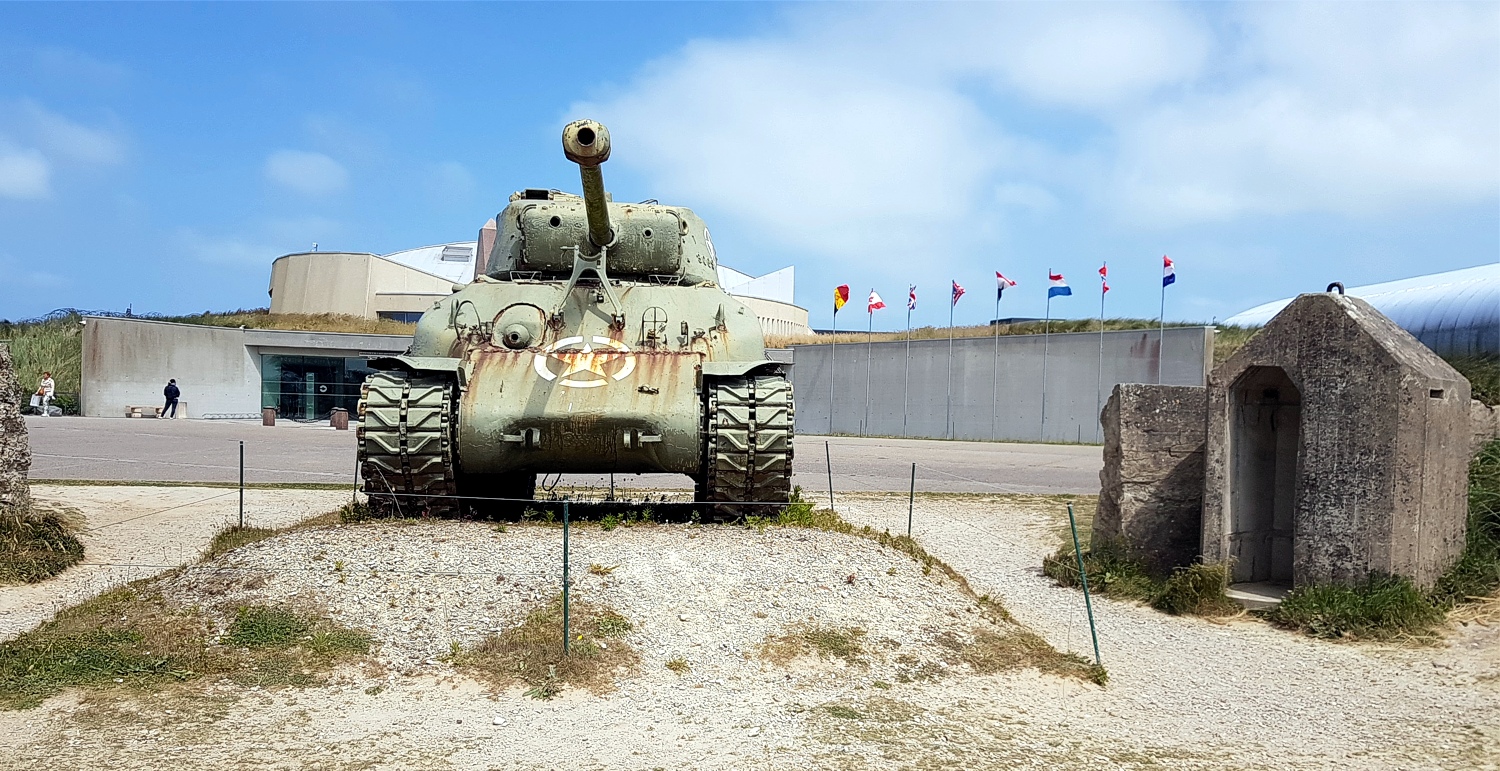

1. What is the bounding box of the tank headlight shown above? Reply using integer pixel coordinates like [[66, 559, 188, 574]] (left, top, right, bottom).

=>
[[501, 323, 534, 349]]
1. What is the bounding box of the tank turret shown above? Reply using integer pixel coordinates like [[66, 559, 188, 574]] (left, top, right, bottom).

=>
[[561, 119, 613, 255]]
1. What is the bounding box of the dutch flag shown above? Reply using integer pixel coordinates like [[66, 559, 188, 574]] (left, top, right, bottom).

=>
[[1162, 255, 1176, 287], [1048, 272, 1072, 298]]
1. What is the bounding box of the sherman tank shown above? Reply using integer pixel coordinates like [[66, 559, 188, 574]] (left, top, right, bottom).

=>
[[356, 120, 793, 518]]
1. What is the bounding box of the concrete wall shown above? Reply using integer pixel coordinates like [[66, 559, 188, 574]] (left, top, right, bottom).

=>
[[269, 252, 453, 318], [1093, 384, 1207, 573], [736, 296, 811, 338], [788, 326, 1212, 443], [81, 317, 412, 418]]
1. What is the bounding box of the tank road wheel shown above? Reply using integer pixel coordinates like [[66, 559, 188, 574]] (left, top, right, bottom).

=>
[[357, 371, 459, 517], [699, 373, 794, 520]]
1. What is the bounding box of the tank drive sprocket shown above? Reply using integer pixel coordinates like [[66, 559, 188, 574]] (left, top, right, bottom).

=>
[[700, 373, 794, 519], [357, 371, 458, 517]]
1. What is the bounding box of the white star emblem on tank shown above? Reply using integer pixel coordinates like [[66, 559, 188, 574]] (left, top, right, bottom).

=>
[[533, 336, 637, 388]]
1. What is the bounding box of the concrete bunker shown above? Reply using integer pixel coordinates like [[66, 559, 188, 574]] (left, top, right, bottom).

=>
[[1094, 291, 1478, 596], [1226, 366, 1300, 587]]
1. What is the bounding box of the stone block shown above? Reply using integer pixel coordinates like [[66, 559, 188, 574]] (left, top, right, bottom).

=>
[[0, 344, 31, 514], [1093, 383, 1206, 573], [1474, 400, 1500, 455]]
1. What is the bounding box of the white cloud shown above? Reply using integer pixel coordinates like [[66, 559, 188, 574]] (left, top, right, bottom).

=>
[[0, 140, 50, 199], [20, 101, 125, 165], [263, 150, 349, 196], [572, 1, 1498, 273], [178, 217, 343, 265]]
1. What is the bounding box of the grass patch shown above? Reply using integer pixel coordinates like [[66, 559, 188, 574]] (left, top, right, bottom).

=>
[[0, 588, 370, 710], [203, 525, 277, 562], [761, 623, 869, 666], [0, 502, 85, 585], [665, 657, 690, 674], [1449, 354, 1500, 406], [939, 628, 1106, 685], [1267, 574, 1443, 640], [1043, 539, 1238, 618], [453, 595, 638, 699]]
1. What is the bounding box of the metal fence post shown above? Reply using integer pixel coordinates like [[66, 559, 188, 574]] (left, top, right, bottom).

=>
[[238, 441, 244, 529], [1067, 502, 1102, 667], [907, 463, 915, 538], [825, 441, 834, 511], [562, 501, 571, 655]]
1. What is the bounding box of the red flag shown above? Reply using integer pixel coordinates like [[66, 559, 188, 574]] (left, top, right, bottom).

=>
[[1098, 264, 1108, 278], [833, 284, 850, 313]]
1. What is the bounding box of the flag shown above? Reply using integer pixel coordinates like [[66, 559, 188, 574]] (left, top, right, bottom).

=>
[[1100, 264, 1109, 294], [1102, 280, 1110, 294], [834, 284, 850, 313], [951, 280, 965, 306], [1048, 272, 1072, 298], [996, 271, 1016, 299], [1162, 255, 1176, 287], [868, 289, 885, 312], [907, 285, 916, 311]]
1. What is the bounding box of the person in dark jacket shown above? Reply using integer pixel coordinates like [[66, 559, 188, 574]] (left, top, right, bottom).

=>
[[161, 379, 181, 419]]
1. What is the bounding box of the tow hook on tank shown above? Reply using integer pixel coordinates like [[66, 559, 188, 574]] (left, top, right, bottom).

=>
[[501, 428, 542, 448]]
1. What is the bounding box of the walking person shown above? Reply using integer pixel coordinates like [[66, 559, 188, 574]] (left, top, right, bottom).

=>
[[36, 371, 55, 416], [161, 378, 180, 419]]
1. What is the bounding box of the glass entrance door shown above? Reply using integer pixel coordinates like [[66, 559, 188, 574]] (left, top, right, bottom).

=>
[[261, 355, 374, 421]]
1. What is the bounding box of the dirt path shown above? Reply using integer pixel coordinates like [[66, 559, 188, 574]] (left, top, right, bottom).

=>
[[835, 493, 1500, 769], [0, 485, 351, 641]]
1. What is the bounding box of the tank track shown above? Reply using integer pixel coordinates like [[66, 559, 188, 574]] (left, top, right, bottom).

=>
[[357, 371, 458, 517], [700, 373, 794, 520]]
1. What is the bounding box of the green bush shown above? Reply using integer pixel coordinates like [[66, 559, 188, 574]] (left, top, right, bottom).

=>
[[0, 504, 84, 585], [1152, 563, 1238, 616]]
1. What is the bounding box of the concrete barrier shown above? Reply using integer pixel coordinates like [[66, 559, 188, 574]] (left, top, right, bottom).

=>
[[788, 326, 1213, 443]]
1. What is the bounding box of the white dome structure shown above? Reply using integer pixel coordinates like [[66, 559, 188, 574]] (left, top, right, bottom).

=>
[[1224, 263, 1500, 357]]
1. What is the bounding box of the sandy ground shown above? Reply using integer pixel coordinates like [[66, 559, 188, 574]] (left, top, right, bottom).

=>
[[0, 484, 352, 642], [0, 489, 1496, 769]]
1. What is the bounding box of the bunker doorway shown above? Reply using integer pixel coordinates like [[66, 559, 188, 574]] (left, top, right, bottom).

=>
[[1227, 366, 1300, 587]]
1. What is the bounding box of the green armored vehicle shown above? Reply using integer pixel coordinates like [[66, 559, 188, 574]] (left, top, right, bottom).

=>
[[357, 120, 793, 518]]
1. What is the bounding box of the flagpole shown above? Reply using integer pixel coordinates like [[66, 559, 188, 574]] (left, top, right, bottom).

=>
[[903, 294, 911, 438], [830, 307, 837, 435], [946, 296, 954, 440], [864, 298, 873, 437], [1157, 276, 1166, 385], [991, 283, 1000, 441], [1041, 277, 1051, 440], [1097, 262, 1106, 443]]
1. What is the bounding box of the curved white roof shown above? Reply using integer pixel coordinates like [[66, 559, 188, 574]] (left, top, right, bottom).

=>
[[382, 242, 477, 284], [1225, 263, 1500, 356]]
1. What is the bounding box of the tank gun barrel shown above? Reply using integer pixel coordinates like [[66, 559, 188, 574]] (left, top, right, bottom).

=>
[[562, 120, 613, 254]]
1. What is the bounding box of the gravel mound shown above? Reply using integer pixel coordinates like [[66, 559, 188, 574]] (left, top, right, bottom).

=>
[[156, 521, 1053, 688]]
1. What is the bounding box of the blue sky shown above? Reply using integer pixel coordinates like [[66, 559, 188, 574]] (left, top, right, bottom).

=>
[[1, 2, 1496, 330]]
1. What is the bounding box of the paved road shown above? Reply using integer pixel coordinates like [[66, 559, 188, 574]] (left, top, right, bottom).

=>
[[23, 416, 1102, 495]]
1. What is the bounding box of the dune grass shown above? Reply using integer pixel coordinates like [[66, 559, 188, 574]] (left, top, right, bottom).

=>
[[0, 503, 85, 585]]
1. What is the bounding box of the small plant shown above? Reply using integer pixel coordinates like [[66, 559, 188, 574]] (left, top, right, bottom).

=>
[[761, 623, 868, 666], [1152, 563, 1238, 616], [521, 507, 557, 525], [0, 503, 84, 585], [364, 684, 385, 696], [588, 563, 617, 576], [822, 703, 863, 720], [225, 605, 311, 648], [665, 657, 690, 674], [492, 523, 507, 533], [333, 560, 345, 572], [744, 515, 771, 533], [524, 665, 562, 700], [594, 611, 633, 637], [600, 514, 620, 531], [337, 500, 372, 523], [1269, 574, 1443, 640]]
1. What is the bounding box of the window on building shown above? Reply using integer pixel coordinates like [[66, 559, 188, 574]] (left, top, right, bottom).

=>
[[261, 355, 375, 421], [376, 311, 424, 323], [440, 245, 472, 262]]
